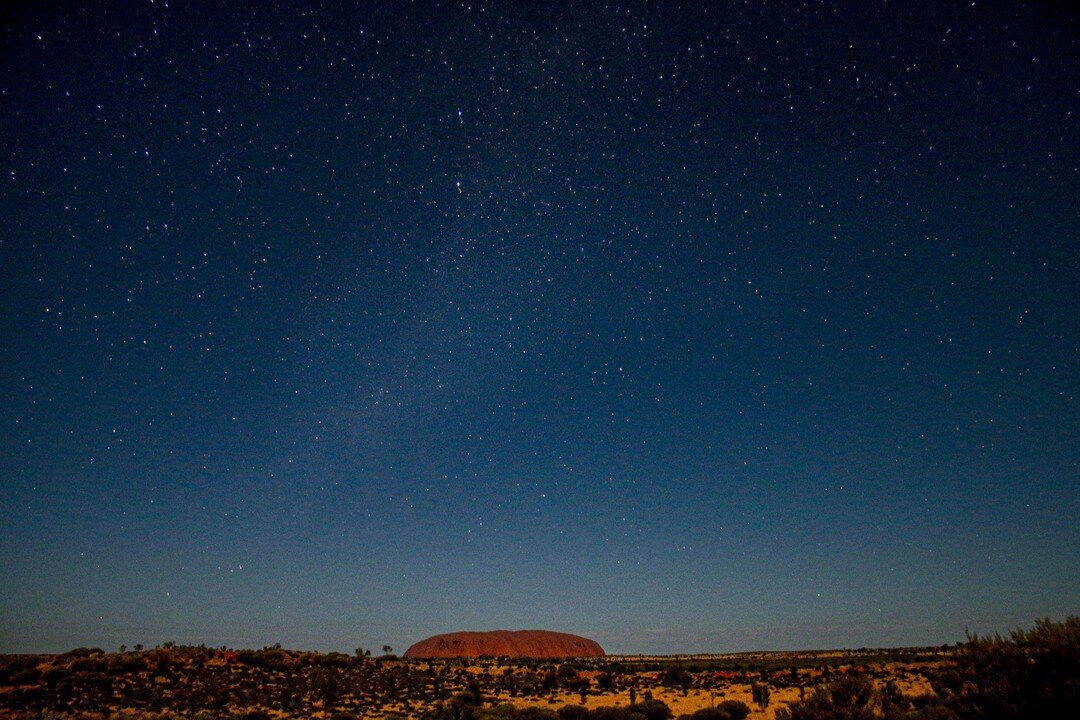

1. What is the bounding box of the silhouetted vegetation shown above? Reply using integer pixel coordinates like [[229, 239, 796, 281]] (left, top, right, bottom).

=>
[[776, 617, 1079, 720], [660, 667, 694, 694], [933, 616, 1080, 719], [681, 702, 751, 720], [0, 618, 1075, 719]]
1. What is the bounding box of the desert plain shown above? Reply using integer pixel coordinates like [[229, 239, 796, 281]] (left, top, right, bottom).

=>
[[0, 643, 947, 720]]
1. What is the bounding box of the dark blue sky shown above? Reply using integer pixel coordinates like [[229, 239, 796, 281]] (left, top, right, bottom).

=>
[[1, 0, 1077, 655]]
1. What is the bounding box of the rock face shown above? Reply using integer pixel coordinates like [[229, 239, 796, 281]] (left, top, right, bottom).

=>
[[403, 630, 604, 658]]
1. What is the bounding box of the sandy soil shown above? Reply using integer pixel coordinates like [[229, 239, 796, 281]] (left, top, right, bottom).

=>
[[493, 673, 935, 720]]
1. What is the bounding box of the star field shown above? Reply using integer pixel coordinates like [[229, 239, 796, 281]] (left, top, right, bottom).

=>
[[1, 1, 1077, 654]]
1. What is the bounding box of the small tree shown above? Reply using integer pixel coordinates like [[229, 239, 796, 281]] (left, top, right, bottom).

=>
[[751, 681, 771, 709], [661, 667, 694, 695], [459, 682, 483, 706], [310, 669, 340, 708]]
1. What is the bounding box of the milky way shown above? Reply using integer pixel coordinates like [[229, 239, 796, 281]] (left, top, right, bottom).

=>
[[1, 1, 1077, 654]]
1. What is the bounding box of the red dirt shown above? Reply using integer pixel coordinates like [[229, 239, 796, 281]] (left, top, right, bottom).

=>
[[403, 629, 605, 658]]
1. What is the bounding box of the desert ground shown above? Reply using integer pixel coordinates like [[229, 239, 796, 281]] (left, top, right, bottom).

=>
[[0, 645, 947, 720]]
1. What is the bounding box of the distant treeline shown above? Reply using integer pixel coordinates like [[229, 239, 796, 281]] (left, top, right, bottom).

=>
[[583, 648, 952, 675]]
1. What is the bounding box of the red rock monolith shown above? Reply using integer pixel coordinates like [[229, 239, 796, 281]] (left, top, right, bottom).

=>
[[403, 629, 604, 658]]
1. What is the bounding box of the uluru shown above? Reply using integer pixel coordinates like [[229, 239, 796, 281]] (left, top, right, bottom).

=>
[[403, 630, 605, 658]]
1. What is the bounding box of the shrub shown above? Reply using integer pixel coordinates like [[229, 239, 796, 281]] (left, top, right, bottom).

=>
[[689, 708, 729, 720], [0, 656, 39, 685], [716, 701, 750, 720], [313, 652, 350, 668], [558, 705, 589, 720], [481, 704, 525, 720], [775, 676, 876, 720], [64, 647, 104, 658], [42, 666, 72, 683], [589, 708, 648, 720], [515, 708, 558, 720], [629, 699, 674, 720], [777, 618, 1079, 719], [458, 681, 484, 705], [685, 702, 750, 720], [660, 668, 694, 693], [9, 668, 41, 685], [935, 616, 1080, 719], [232, 711, 271, 720]]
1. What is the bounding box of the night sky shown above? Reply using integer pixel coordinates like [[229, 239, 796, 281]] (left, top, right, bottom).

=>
[[1, 0, 1077, 655]]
